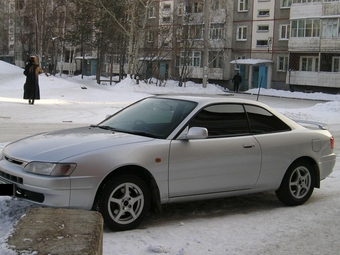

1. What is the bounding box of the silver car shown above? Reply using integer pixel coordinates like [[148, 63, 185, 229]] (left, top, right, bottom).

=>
[[0, 96, 336, 231]]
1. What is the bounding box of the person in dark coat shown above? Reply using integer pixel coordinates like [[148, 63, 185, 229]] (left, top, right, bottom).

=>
[[232, 72, 242, 92], [23, 55, 42, 105]]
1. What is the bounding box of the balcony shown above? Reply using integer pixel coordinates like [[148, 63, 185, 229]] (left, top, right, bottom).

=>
[[287, 70, 340, 89]]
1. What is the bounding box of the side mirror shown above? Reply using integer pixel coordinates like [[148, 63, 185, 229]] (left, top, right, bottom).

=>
[[178, 127, 208, 140]]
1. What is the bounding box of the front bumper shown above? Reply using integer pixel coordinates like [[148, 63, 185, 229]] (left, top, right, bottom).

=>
[[0, 182, 14, 196], [0, 158, 72, 207], [0, 181, 45, 202]]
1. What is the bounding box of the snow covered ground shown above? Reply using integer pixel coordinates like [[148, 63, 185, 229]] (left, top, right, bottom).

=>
[[0, 60, 339, 254]]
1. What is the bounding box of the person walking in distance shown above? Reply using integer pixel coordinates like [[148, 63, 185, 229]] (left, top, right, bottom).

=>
[[232, 72, 242, 92], [23, 55, 42, 105]]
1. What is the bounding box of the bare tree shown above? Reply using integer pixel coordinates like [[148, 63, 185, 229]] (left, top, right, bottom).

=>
[[97, 0, 156, 77], [16, 0, 71, 72]]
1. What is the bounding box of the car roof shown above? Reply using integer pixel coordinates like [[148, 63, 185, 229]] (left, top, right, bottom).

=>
[[153, 94, 267, 107]]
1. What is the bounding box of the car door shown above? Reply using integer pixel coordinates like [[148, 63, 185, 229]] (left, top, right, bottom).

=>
[[168, 104, 262, 197]]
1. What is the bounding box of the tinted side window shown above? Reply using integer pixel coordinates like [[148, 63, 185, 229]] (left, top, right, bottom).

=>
[[189, 104, 250, 137], [245, 105, 291, 134]]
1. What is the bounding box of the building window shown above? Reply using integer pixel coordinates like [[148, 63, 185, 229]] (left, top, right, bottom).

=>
[[332, 57, 340, 72], [191, 51, 201, 67], [278, 56, 288, 71], [193, 2, 203, 13], [291, 19, 320, 38], [16, 0, 25, 10], [184, 5, 191, 13], [258, 10, 270, 17], [176, 28, 182, 41], [322, 18, 339, 38], [238, 0, 248, 12], [188, 25, 203, 39], [162, 41, 170, 47], [147, 31, 154, 42], [162, 3, 171, 10], [281, 0, 292, 8], [256, 40, 268, 46], [181, 51, 201, 67], [178, 3, 183, 16], [280, 24, 290, 40], [300, 57, 319, 72], [237, 26, 247, 41], [210, 24, 224, 40], [258, 25, 269, 32], [209, 51, 223, 68], [212, 0, 220, 10], [148, 6, 155, 18], [306, 19, 320, 37], [162, 16, 171, 23]]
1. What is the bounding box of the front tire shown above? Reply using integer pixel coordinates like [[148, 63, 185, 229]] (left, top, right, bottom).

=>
[[276, 160, 315, 206], [97, 175, 150, 231]]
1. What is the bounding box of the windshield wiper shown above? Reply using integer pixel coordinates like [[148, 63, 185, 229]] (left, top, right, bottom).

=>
[[90, 125, 117, 132], [90, 125, 158, 138], [125, 131, 159, 138]]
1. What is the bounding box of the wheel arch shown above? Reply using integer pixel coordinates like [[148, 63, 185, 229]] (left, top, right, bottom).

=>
[[92, 165, 162, 213]]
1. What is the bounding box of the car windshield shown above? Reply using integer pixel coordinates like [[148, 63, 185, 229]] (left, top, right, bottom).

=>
[[98, 97, 197, 139]]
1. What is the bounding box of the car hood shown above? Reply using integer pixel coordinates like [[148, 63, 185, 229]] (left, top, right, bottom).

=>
[[4, 126, 154, 162]]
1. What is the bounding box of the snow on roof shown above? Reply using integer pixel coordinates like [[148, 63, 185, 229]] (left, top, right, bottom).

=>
[[230, 59, 273, 65]]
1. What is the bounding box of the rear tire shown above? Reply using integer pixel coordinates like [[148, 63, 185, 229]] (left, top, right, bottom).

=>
[[97, 175, 150, 231], [276, 160, 315, 206]]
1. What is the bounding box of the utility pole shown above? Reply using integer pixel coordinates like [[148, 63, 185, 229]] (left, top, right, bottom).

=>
[[202, 0, 210, 88]]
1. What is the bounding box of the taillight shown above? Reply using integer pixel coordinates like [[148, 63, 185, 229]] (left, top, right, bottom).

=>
[[330, 136, 334, 150]]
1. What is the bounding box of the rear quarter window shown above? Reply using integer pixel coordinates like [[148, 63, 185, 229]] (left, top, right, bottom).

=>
[[245, 105, 291, 134]]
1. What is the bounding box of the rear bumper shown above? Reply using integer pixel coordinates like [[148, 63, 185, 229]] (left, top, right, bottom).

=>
[[319, 153, 337, 180]]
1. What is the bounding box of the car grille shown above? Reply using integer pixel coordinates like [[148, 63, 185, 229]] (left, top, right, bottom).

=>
[[1, 155, 25, 184], [4, 155, 25, 166], [0, 170, 23, 184]]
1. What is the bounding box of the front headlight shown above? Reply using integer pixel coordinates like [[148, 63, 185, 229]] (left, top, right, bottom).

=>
[[24, 162, 76, 176]]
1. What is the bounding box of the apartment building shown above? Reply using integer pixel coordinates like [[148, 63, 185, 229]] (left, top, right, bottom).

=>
[[138, 0, 234, 86], [0, 0, 15, 64], [231, 0, 290, 91], [288, 0, 340, 93]]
